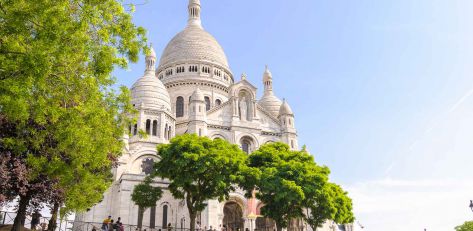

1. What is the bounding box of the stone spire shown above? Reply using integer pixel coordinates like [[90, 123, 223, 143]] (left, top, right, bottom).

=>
[[188, 0, 202, 27], [145, 45, 156, 74]]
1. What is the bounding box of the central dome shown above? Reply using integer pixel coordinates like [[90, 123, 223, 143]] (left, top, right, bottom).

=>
[[158, 24, 229, 69]]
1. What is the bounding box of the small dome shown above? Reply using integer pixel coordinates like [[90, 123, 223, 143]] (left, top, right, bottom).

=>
[[191, 88, 204, 102], [259, 94, 282, 117], [131, 73, 171, 111], [148, 46, 157, 58], [263, 65, 272, 82], [158, 25, 229, 69], [279, 99, 294, 116]]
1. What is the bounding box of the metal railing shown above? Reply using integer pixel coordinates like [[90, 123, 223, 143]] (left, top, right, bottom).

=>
[[0, 211, 74, 231], [0, 212, 191, 231]]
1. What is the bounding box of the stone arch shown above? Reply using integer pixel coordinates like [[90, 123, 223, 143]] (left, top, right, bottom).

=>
[[209, 132, 230, 141], [130, 153, 159, 174], [262, 139, 278, 145], [221, 195, 247, 231], [224, 195, 246, 212], [232, 86, 256, 100], [236, 133, 259, 154]]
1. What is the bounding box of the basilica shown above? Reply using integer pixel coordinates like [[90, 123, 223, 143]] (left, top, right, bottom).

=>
[[76, 1, 349, 231]]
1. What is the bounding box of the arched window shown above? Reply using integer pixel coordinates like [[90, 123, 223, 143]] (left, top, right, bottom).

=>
[[128, 124, 132, 134], [164, 124, 168, 140], [152, 120, 158, 136], [176, 96, 184, 118], [242, 140, 250, 154], [204, 96, 210, 111], [168, 125, 172, 139], [146, 119, 151, 135], [150, 206, 156, 228], [162, 205, 168, 228], [215, 99, 221, 106], [240, 136, 254, 154], [133, 124, 137, 136]]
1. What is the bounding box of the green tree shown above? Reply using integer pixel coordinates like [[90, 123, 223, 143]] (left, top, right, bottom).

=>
[[152, 134, 248, 231], [304, 183, 354, 231], [131, 177, 163, 229], [0, 0, 147, 230], [242, 142, 330, 231], [456, 221, 473, 231]]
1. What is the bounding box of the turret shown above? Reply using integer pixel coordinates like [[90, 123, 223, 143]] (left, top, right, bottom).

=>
[[145, 46, 156, 74], [188, 0, 202, 27], [129, 45, 175, 144], [263, 65, 273, 92], [258, 66, 282, 117], [279, 99, 298, 150], [188, 88, 207, 136]]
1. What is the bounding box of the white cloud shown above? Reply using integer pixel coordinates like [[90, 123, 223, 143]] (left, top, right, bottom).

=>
[[345, 178, 473, 231]]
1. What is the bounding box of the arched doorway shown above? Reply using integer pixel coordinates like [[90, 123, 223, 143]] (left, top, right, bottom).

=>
[[223, 202, 244, 231]]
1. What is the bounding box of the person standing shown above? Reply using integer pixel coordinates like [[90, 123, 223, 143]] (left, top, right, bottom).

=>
[[102, 216, 112, 231], [31, 211, 41, 230], [114, 217, 122, 231], [108, 219, 114, 231]]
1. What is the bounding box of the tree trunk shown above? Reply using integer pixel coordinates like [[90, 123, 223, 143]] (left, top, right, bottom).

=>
[[47, 202, 60, 231], [275, 222, 283, 231], [137, 206, 144, 230], [11, 195, 30, 231], [189, 212, 196, 231]]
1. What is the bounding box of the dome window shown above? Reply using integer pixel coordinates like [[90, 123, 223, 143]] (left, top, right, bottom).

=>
[[146, 119, 151, 135], [165, 69, 173, 76], [176, 66, 185, 73], [189, 65, 198, 72], [176, 96, 184, 118], [215, 99, 222, 106], [202, 66, 210, 74]]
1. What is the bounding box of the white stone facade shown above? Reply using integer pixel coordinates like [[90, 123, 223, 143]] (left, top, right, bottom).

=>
[[76, 1, 346, 231]]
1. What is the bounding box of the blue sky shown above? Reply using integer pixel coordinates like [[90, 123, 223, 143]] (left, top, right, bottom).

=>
[[114, 1, 473, 230]]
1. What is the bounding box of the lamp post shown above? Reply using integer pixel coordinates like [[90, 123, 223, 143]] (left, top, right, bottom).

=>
[[469, 200, 473, 212]]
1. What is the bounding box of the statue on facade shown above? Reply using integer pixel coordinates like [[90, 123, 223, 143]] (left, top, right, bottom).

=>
[[239, 97, 248, 121]]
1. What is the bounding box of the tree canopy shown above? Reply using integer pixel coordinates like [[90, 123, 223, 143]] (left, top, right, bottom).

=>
[[304, 182, 354, 230], [0, 0, 147, 230], [152, 134, 249, 231], [242, 142, 353, 231], [456, 221, 473, 231], [131, 177, 163, 229]]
